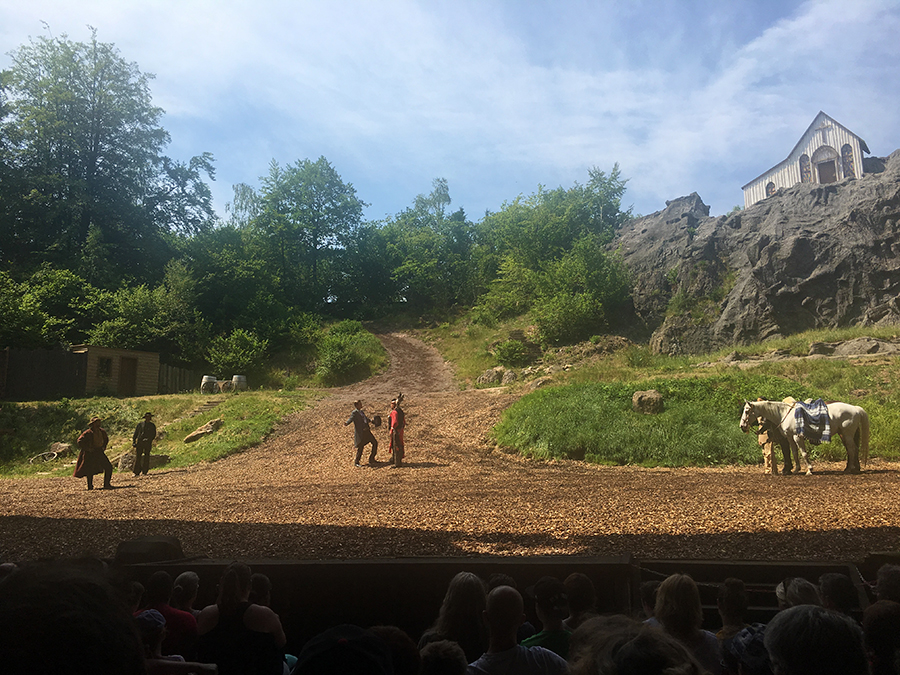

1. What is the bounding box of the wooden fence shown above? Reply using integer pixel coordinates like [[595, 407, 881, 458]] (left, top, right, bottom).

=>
[[157, 364, 201, 394]]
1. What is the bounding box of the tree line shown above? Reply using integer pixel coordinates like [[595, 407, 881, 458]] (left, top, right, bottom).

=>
[[1, 30, 633, 382]]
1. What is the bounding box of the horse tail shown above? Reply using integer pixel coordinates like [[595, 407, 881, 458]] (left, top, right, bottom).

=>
[[859, 408, 870, 468]]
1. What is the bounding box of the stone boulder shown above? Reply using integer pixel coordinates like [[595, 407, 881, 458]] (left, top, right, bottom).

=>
[[476, 368, 504, 386], [501, 369, 518, 385], [632, 389, 664, 414], [184, 418, 224, 443]]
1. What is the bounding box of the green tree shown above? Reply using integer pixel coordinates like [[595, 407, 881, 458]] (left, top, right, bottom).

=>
[[1, 29, 214, 283]]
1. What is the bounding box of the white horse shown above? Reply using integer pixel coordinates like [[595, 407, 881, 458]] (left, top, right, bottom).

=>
[[739, 399, 869, 475]]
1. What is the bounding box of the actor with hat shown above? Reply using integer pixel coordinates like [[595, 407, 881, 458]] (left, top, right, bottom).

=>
[[132, 412, 157, 476], [74, 416, 114, 490], [345, 400, 379, 467]]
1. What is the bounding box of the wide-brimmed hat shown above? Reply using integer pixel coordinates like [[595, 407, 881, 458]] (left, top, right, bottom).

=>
[[143, 412, 153, 418], [89, 416, 102, 424]]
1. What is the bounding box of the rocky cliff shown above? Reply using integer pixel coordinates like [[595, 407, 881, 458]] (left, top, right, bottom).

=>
[[614, 150, 900, 354]]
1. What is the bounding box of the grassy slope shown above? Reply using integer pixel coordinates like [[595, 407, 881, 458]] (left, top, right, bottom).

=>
[[422, 317, 900, 466]]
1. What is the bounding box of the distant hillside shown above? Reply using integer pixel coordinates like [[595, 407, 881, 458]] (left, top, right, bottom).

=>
[[614, 150, 900, 354]]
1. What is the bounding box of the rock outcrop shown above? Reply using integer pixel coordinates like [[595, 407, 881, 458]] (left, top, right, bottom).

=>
[[615, 150, 900, 353]]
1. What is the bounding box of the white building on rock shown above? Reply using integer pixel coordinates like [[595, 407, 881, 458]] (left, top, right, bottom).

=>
[[742, 111, 869, 208]]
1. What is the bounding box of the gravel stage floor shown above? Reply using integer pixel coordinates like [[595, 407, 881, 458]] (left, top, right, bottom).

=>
[[2, 332, 899, 564]]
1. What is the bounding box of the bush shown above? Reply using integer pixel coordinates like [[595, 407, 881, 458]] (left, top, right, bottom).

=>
[[494, 339, 529, 367], [532, 292, 604, 346], [315, 334, 365, 384], [207, 329, 269, 375]]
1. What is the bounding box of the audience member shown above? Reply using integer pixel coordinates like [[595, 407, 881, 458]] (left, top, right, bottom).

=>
[[197, 562, 286, 675], [135, 609, 218, 674], [764, 603, 867, 675], [785, 578, 822, 607], [567, 614, 640, 675], [563, 572, 599, 631], [0, 560, 146, 675], [293, 623, 391, 675], [614, 625, 709, 675], [521, 576, 572, 658], [250, 572, 273, 607], [143, 570, 199, 660], [818, 572, 858, 616], [369, 624, 422, 675], [640, 580, 660, 621], [420, 639, 468, 675], [654, 573, 723, 675], [487, 572, 536, 641], [717, 577, 749, 643], [172, 571, 201, 617], [723, 623, 772, 675], [862, 600, 900, 675], [126, 580, 145, 615], [419, 571, 489, 663], [876, 564, 900, 603], [467, 585, 568, 675], [0, 561, 18, 582]]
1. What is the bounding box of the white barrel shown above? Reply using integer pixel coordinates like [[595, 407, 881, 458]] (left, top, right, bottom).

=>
[[232, 375, 247, 391], [201, 375, 218, 394]]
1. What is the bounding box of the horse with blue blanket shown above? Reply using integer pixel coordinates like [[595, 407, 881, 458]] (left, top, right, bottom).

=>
[[739, 398, 869, 474]]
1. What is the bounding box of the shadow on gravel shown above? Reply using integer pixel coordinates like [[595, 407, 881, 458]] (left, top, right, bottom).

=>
[[2, 515, 899, 563]]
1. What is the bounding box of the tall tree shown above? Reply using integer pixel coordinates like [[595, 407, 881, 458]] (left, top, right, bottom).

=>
[[0, 28, 214, 283]]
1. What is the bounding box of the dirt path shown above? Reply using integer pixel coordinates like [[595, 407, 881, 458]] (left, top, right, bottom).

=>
[[2, 332, 900, 563]]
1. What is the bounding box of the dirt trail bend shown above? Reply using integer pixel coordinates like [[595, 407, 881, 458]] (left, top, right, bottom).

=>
[[1, 331, 899, 563]]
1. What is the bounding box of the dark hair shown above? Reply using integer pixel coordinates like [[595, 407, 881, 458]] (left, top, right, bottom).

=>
[[862, 600, 900, 675], [249, 572, 272, 606], [764, 604, 867, 675], [431, 571, 488, 661], [718, 577, 749, 618], [369, 625, 421, 675], [171, 571, 199, 609], [144, 570, 174, 605], [0, 561, 145, 675], [640, 580, 660, 612], [877, 564, 900, 603], [565, 573, 597, 614], [655, 574, 703, 640], [486, 573, 517, 590], [613, 625, 706, 675], [419, 639, 468, 675], [818, 572, 857, 614], [217, 562, 251, 615]]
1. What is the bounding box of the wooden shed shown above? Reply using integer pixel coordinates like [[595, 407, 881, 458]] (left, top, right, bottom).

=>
[[70, 345, 160, 398], [742, 111, 869, 208]]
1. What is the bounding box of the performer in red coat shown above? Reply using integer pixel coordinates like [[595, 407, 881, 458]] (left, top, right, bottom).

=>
[[73, 416, 114, 490]]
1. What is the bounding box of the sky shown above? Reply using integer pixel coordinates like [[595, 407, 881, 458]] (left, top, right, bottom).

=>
[[2, 0, 900, 222]]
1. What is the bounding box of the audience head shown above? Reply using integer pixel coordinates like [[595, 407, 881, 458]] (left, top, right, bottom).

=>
[[368, 625, 421, 675], [294, 623, 392, 675], [818, 572, 858, 615], [876, 564, 900, 603], [764, 603, 867, 675], [171, 570, 199, 612], [564, 572, 597, 616], [249, 572, 272, 607], [718, 577, 749, 623], [568, 615, 641, 675], [785, 578, 822, 608], [655, 573, 703, 640], [135, 608, 167, 657], [217, 561, 252, 613], [483, 585, 525, 638], [726, 623, 773, 675], [436, 571, 487, 631], [486, 572, 517, 590], [640, 580, 661, 618], [0, 562, 18, 582], [862, 600, 900, 675], [419, 639, 468, 675], [144, 570, 175, 605], [0, 560, 146, 675], [613, 625, 707, 675], [125, 580, 144, 614], [529, 576, 569, 627]]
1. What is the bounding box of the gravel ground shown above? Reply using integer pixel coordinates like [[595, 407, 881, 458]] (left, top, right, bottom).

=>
[[2, 332, 899, 564]]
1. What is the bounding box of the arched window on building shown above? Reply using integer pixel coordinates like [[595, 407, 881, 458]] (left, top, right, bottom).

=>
[[765, 181, 776, 197], [800, 154, 812, 183], [842, 144, 856, 180]]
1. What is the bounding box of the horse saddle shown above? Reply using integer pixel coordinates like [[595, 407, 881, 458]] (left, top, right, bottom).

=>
[[793, 398, 831, 444]]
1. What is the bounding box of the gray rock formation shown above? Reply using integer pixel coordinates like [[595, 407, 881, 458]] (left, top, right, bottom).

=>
[[616, 150, 900, 353]]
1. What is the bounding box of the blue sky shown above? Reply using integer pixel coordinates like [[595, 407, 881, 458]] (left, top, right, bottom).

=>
[[3, 0, 899, 222]]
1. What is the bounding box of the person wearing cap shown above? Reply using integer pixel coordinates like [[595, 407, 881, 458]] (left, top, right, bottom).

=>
[[132, 412, 157, 476], [73, 416, 114, 490], [521, 576, 572, 659], [388, 394, 406, 468], [345, 399, 379, 467]]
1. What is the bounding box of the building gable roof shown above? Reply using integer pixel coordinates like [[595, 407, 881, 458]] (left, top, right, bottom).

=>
[[741, 111, 869, 190]]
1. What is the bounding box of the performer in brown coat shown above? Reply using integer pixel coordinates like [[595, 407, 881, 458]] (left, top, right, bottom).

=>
[[73, 416, 114, 490]]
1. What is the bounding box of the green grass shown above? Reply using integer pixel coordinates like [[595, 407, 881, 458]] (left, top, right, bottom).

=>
[[0, 390, 317, 477]]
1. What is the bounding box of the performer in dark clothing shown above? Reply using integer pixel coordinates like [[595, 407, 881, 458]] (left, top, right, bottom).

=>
[[132, 412, 156, 476], [73, 416, 114, 490], [345, 400, 378, 466]]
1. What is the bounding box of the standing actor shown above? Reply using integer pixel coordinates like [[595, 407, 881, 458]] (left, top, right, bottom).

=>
[[345, 400, 378, 466], [73, 416, 114, 490], [388, 394, 406, 468], [132, 411, 156, 476]]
